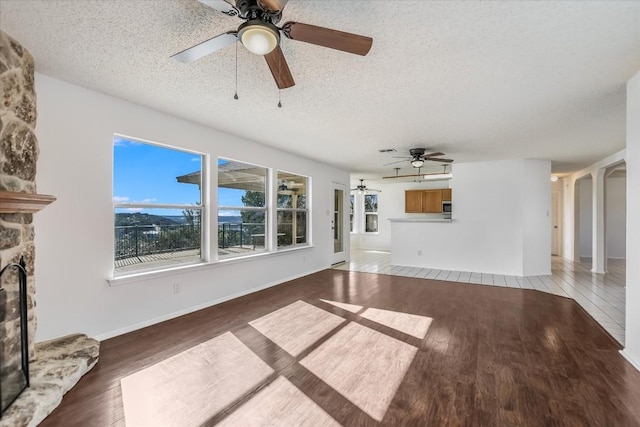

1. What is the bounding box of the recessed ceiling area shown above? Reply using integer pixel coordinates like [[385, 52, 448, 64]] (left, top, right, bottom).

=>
[[1, 1, 639, 176]]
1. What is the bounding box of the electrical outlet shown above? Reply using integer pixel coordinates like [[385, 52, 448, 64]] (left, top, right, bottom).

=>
[[417, 250, 422, 256], [173, 283, 181, 294]]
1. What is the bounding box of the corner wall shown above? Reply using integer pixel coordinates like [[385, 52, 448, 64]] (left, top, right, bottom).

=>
[[32, 73, 349, 342], [606, 175, 626, 259], [624, 70, 640, 364]]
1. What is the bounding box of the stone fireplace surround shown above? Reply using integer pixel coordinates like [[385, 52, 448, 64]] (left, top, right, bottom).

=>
[[1, 31, 99, 426]]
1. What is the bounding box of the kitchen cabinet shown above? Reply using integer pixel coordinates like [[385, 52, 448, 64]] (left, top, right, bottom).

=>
[[442, 189, 452, 201], [405, 190, 424, 213], [405, 189, 448, 213]]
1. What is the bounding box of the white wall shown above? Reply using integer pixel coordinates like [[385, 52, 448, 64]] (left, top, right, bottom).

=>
[[33, 74, 350, 342], [390, 159, 551, 276], [624, 70, 640, 366], [350, 179, 449, 251], [522, 160, 553, 275], [578, 178, 593, 257], [606, 175, 626, 259]]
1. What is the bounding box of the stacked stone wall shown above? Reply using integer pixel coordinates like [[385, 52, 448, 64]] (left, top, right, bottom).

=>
[[0, 30, 39, 359]]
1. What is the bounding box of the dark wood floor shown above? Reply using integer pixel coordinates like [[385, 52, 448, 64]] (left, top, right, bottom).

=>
[[40, 269, 640, 426]]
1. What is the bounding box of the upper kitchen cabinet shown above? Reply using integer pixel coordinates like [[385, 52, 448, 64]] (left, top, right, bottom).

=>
[[405, 189, 448, 213], [405, 190, 424, 213]]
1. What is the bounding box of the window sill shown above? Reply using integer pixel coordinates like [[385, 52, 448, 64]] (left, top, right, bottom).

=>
[[108, 245, 314, 286]]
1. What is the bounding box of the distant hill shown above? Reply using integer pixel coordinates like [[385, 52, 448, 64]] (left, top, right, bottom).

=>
[[116, 213, 244, 226], [115, 213, 179, 226], [218, 216, 242, 224]]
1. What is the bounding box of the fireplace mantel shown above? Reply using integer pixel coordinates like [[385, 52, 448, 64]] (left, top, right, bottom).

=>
[[0, 191, 56, 213]]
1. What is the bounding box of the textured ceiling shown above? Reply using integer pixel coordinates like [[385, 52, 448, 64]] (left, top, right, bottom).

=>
[[1, 0, 639, 178]]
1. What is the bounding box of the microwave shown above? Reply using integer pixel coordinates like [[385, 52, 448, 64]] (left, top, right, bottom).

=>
[[442, 201, 452, 218]]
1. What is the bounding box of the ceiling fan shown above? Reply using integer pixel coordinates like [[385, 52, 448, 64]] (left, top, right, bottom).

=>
[[384, 148, 454, 168], [172, 0, 373, 89], [351, 179, 381, 193], [278, 179, 304, 192]]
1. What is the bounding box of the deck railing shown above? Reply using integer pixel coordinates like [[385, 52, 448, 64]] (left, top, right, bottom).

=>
[[114, 224, 201, 260], [114, 222, 269, 260]]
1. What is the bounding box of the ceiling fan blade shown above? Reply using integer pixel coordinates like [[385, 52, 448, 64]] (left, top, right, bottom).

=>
[[282, 22, 373, 56], [171, 32, 237, 63], [428, 158, 454, 163], [199, 0, 239, 16], [257, 0, 289, 13], [383, 159, 409, 166], [422, 152, 445, 158], [264, 45, 295, 89]]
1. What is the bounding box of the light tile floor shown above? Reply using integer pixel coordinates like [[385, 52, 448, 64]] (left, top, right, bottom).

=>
[[333, 250, 626, 344]]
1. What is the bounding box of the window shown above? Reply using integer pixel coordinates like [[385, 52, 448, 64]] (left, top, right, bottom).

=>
[[113, 136, 204, 274], [349, 195, 354, 232], [364, 194, 378, 233], [349, 191, 379, 234], [218, 159, 267, 258], [277, 172, 309, 248]]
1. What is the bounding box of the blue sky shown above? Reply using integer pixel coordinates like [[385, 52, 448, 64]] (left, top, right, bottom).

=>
[[113, 136, 243, 215]]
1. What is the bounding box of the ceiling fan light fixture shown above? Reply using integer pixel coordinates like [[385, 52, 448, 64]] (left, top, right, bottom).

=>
[[411, 159, 424, 168], [238, 21, 279, 55], [423, 173, 452, 181]]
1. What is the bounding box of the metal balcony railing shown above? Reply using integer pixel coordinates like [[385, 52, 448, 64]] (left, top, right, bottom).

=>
[[114, 224, 201, 260]]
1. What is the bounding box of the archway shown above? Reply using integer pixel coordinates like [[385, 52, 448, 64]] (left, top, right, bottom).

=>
[[575, 175, 593, 266], [605, 161, 626, 275]]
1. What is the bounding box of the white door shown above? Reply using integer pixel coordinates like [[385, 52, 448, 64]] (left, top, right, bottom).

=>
[[551, 191, 561, 256], [332, 184, 346, 264]]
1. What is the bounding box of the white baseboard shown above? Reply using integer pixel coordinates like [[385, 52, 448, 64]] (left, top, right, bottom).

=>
[[620, 350, 640, 372], [93, 266, 327, 341]]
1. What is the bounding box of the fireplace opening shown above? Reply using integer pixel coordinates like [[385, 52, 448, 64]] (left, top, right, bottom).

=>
[[0, 257, 30, 417]]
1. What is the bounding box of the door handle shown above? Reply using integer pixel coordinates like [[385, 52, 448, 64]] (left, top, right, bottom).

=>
[[554, 226, 558, 229]]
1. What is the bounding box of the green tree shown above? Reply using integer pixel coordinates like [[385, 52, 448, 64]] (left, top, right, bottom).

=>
[[241, 191, 265, 237]]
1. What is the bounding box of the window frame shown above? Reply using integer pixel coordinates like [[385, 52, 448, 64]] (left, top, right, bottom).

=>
[[364, 193, 379, 233], [349, 194, 355, 233], [350, 191, 379, 234], [217, 157, 270, 260], [112, 135, 207, 276], [276, 171, 310, 249]]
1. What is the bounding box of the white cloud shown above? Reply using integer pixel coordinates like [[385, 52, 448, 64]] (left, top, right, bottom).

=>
[[137, 198, 157, 203], [113, 196, 130, 202], [191, 157, 201, 162], [126, 207, 144, 212], [113, 137, 141, 147], [113, 137, 128, 147]]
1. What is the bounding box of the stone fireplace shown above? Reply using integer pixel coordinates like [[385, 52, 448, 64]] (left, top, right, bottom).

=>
[[1, 31, 99, 426]]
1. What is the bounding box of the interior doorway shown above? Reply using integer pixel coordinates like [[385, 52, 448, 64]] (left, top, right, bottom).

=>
[[332, 184, 346, 264], [551, 191, 561, 256]]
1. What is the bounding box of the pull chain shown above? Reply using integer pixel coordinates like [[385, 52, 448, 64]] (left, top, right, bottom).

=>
[[278, 89, 282, 108], [234, 42, 239, 100]]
